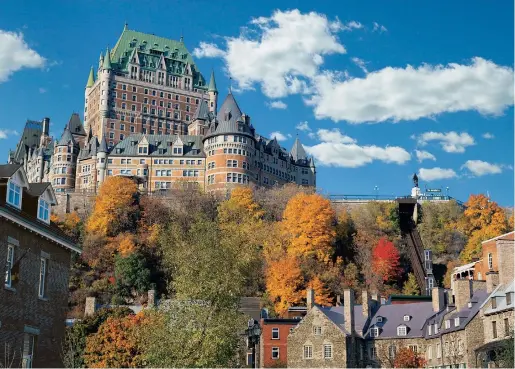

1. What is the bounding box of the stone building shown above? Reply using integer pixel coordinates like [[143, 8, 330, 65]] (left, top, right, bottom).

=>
[[0, 164, 80, 367]]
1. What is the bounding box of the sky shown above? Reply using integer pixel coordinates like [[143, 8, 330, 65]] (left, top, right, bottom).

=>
[[0, 0, 513, 206]]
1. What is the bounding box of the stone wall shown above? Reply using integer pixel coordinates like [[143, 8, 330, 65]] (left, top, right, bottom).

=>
[[54, 192, 96, 217], [483, 310, 514, 344], [371, 337, 426, 367]]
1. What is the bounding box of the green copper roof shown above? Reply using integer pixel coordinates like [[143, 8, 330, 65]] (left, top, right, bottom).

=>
[[208, 70, 217, 92], [86, 66, 95, 87], [103, 47, 112, 70]]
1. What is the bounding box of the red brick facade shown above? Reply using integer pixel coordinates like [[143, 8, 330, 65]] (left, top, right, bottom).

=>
[[259, 319, 300, 367]]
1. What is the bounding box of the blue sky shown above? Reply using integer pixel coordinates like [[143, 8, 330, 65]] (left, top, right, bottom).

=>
[[0, 0, 513, 205]]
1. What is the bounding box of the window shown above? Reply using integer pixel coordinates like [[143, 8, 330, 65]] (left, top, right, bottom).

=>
[[507, 293, 512, 306], [370, 347, 377, 359], [403, 315, 411, 322], [5, 244, 14, 287], [492, 321, 497, 338], [388, 345, 397, 360], [488, 253, 493, 270], [38, 258, 47, 298], [303, 345, 313, 359], [271, 328, 279, 339], [376, 316, 383, 323], [445, 320, 451, 329], [22, 333, 35, 368], [454, 317, 460, 327], [246, 353, 253, 366], [313, 326, 322, 335], [227, 160, 237, 168], [428, 325, 432, 335], [408, 345, 418, 354], [436, 343, 441, 358], [505, 318, 510, 336], [323, 344, 333, 359], [272, 347, 280, 360], [427, 345, 433, 359], [7, 181, 22, 208], [138, 146, 148, 154], [434, 323, 439, 334], [370, 327, 379, 337], [397, 326, 407, 336], [38, 199, 50, 223], [492, 297, 497, 309]]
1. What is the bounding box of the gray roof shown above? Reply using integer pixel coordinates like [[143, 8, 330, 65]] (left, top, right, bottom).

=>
[[318, 305, 367, 337], [290, 137, 308, 161], [192, 99, 210, 121], [66, 113, 86, 137], [481, 281, 514, 315], [98, 135, 109, 153], [368, 302, 434, 339], [111, 134, 204, 157], [12, 120, 43, 163], [216, 93, 243, 125], [57, 128, 76, 146], [0, 164, 22, 178], [27, 182, 51, 197], [79, 136, 100, 160]]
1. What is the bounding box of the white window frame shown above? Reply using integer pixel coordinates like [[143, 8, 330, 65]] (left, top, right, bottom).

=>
[[271, 327, 279, 340], [397, 325, 407, 336], [370, 327, 379, 338], [303, 345, 313, 359], [272, 347, 280, 360], [454, 317, 460, 327], [5, 244, 14, 287], [7, 180, 22, 209], [403, 315, 411, 322], [323, 344, 333, 359], [38, 258, 47, 298], [22, 333, 35, 368], [408, 345, 418, 353], [445, 320, 451, 329], [313, 326, 322, 335], [376, 316, 383, 323], [428, 324, 432, 335], [427, 345, 433, 359], [37, 198, 50, 223]]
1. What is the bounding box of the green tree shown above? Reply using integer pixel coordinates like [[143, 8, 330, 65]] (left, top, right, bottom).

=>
[[402, 273, 420, 295], [114, 252, 151, 300]]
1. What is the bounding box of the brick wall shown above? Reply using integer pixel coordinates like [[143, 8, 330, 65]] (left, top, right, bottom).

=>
[[0, 220, 72, 368], [259, 320, 296, 367]]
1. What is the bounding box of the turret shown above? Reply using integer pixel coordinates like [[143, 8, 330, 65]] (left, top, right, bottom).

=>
[[97, 135, 108, 184], [99, 47, 112, 126], [84, 67, 95, 133], [208, 70, 218, 114]]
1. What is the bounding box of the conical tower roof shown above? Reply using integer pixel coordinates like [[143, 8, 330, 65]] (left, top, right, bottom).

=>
[[216, 93, 242, 124], [86, 66, 95, 88], [208, 70, 217, 93], [103, 47, 112, 70], [98, 135, 109, 153], [57, 128, 76, 147], [290, 137, 308, 161]]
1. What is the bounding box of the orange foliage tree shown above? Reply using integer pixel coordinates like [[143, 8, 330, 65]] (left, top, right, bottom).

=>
[[265, 256, 305, 316], [307, 276, 332, 306], [86, 177, 139, 237], [281, 193, 336, 261], [394, 347, 426, 368], [372, 237, 401, 282], [459, 194, 509, 261], [84, 313, 147, 368]]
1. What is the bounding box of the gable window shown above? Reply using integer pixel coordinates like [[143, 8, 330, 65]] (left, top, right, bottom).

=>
[[397, 325, 407, 336], [271, 328, 279, 339], [38, 198, 50, 223], [272, 347, 279, 360], [488, 253, 493, 270], [38, 258, 48, 298], [7, 181, 22, 208], [370, 327, 379, 338], [5, 244, 14, 287], [323, 344, 333, 359], [313, 326, 322, 335], [138, 146, 148, 154], [303, 345, 313, 359]]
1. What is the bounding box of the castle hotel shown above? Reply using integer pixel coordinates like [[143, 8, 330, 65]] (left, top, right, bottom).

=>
[[9, 25, 316, 193]]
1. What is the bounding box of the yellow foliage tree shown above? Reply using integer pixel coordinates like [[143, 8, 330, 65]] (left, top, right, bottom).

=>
[[459, 194, 509, 262], [114, 233, 137, 257], [308, 276, 332, 306], [266, 256, 305, 316], [86, 177, 139, 237], [281, 193, 336, 261]]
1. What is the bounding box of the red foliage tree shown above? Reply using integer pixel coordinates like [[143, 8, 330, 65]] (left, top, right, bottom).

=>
[[372, 237, 401, 282], [394, 347, 426, 368]]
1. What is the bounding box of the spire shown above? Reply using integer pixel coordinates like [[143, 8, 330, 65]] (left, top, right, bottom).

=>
[[98, 51, 104, 69], [86, 66, 95, 88], [124, 22, 128, 31], [290, 137, 308, 162], [98, 135, 109, 153], [208, 70, 217, 93], [103, 47, 112, 70]]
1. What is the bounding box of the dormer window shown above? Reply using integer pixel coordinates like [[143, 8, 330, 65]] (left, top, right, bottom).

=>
[[445, 320, 451, 329], [397, 325, 407, 336], [7, 181, 21, 208], [370, 327, 380, 337], [507, 292, 512, 305], [428, 325, 432, 336], [138, 146, 148, 154], [454, 317, 460, 327], [376, 316, 383, 323], [38, 198, 50, 223], [403, 315, 411, 322]]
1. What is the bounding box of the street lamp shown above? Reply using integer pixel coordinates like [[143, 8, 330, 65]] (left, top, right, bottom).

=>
[[446, 187, 450, 198], [374, 186, 379, 199], [245, 319, 261, 368]]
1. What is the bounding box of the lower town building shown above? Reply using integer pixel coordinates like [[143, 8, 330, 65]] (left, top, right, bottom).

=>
[[259, 316, 301, 368], [0, 164, 80, 367]]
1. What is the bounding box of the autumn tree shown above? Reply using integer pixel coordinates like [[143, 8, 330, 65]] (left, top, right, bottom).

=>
[[281, 193, 336, 261], [308, 276, 333, 306], [402, 273, 420, 295], [254, 183, 314, 221], [266, 256, 305, 316], [393, 347, 426, 368], [373, 237, 401, 283], [459, 194, 509, 262], [443, 260, 460, 289]]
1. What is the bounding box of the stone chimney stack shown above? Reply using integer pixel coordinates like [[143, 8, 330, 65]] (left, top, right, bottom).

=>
[[344, 289, 355, 335], [486, 271, 500, 293], [148, 289, 156, 307], [85, 297, 97, 316], [307, 288, 315, 310], [453, 279, 473, 312], [362, 290, 371, 318], [432, 287, 445, 312], [497, 240, 514, 286]]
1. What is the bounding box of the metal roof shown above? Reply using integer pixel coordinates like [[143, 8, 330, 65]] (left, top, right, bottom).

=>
[[110, 133, 204, 157]]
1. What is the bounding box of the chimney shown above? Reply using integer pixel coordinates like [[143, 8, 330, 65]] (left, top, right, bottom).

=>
[[148, 289, 156, 307], [453, 279, 473, 312], [343, 289, 355, 335], [497, 240, 514, 285], [362, 290, 371, 318], [42, 117, 50, 136], [432, 287, 445, 312], [306, 288, 315, 310], [486, 271, 500, 293], [85, 297, 97, 316], [336, 295, 342, 306]]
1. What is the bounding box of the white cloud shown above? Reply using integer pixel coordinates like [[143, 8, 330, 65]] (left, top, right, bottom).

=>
[[308, 57, 514, 123], [296, 121, 311, 132], [193, 9, 346, 98], [482, 132, 495, 139], [0, 30, 46, 82], [372, 22, 388, 33], [39, 87, 46, 93], [418, 167, 457, 181], [341, 21, 363, 31], [305, 128, 410, 167], [0, 129, 19, 139], [418, 131, 475, 153], [270, 131, 288, 141], [415, 150, 436, 162], [192, 42, 226, 58], [266, 100, 287, 109], [461, 160, 502, 176], [351, 57, 368, 74]]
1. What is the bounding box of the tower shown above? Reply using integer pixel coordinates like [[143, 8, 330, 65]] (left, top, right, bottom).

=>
[[84, 67, 95, 133], [98, 47, 112, 138], [97, 135, 109, 185], [208, 70, 218, 114]]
